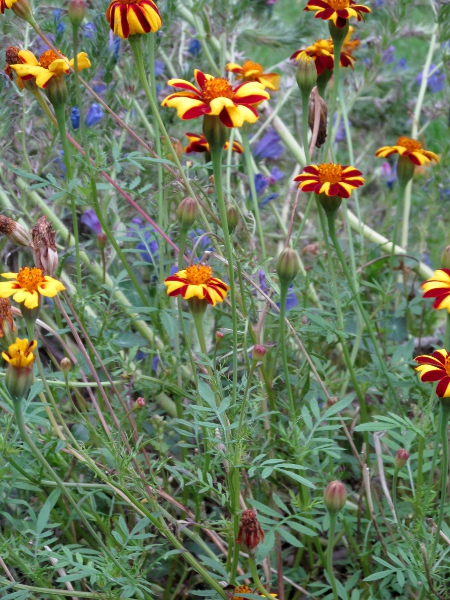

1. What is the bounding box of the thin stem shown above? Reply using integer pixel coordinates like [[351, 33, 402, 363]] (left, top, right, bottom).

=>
[[389, 179, 407, 276], [322, 36, 344, 161], [248, 555, 274, 600], [327, 513, 339, 600], [279, 285, 296, 422], [392, 469, 410, 541], [301, 93, 311, 164], [53, 105, 82, 296], [241, 130, 266, 260], [431, 404, 449, 560]]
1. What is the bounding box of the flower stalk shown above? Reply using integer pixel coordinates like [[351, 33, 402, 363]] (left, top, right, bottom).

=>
[[431, 403, 450, 560]]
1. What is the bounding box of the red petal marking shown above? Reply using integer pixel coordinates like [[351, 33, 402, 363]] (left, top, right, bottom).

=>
[[306, 0, 329, 7], [335, 15, 348, 27], [132, 5, 152, 33], [328, 183, 340, 197], [179, 284, 190, 298], [434, 296, 450, 309], [299, 182, 319, 193], [195, 70, 207, 88], [303, 165, 320, 174], [203, 289, 213, 305], [420, 370, 446, 383], [422, 289, 450, 298], [315, 8, 335, 19], [342, 167, 363, 177], [407, 152, 421, 166], [415, 355, 446, 367], [340, 54, 351, 68], [234, 94, 267, 105], [181, 105, 209, 120], [169, 81, 201, 95], [436, 377, 450, 397], [321, 55, 334, 71], [290, 50, 301, 60], [219, 108, 234, 128], [354, 4, 371, 12], [314, 59, 325, 76], [168, 289, 181, 297], [120, 5, 130, 38], [165, 276, 189, 284]]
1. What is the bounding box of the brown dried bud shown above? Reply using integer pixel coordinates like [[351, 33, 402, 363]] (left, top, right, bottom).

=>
[[5, 46, 21, 66], [237, 509, 264, 553], [0, 215, 31, 247], [0, 298, 16, 347], [326, 396, 339, 408], [324, 480, 347, 514], [308, 87, 328, 149], [252, 344, 267, 362], [394, 448, 410, 470], [60, 357, 71, 373], [0, 216, 16, 235], [136, 396, 146, 408], [31, 216, 58, 276]]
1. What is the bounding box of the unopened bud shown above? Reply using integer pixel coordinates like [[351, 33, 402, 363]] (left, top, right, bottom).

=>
[[203, 114, 229, 153], [324, 480, 347, 514], [326, 396, 338, 408], [276, 247, 301, 285], [2, 338, 37, 402], [394, 448, 410, 470], [0, 216, 31, 247], [237, 509, 264, 554], [45, 74, 68, 107], [96, 232, 108, 249], [226, 204, 239, 232], [441, 246, 450, 270], [216, 331, 224, 340], [177, 197, 198, 230], [68, 0, 86, 28], [295, 52, 317, 97], [9, 0, 33, 22], [308, 87, 328, 148], [252, 344, 267, 362], [136, 396, 146, 408], [60, 357, 71, 373]]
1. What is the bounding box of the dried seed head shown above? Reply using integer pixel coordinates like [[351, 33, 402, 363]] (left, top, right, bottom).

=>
[[5, 46, 21, 66], [308, 87, 328, 148], [237, 509, 264, 553], [31, 216, 58, 276], [0, 215, 31, 247], [60, 357, 72, 373]]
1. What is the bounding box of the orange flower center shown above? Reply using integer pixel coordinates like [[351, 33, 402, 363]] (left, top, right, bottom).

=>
[[233, 586, 253, 600], [397, 136, 422, 152], [185, 265, 213, 285], [327, 0, 350, 8], [16, 267, 45, 291], [201, 78, 234, 103], [311, 39, 334, 54], [445, 356, 450, 376], [242, 60, 264, 77], [39, 50, 60, 69], [317, 163, 343, 184]]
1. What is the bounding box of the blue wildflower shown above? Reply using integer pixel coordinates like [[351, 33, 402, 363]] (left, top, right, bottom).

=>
[[416, 64, 445, 93], [258, 269, 268, 294], [189, 228, 213, 252], [152, 355, 160, 373], [154, 60, 165, 76], [84, 22, 97, 40], [71, 106, 80, 130], [382, 46, 395, 64], [381, 162, 397, 190], [53, 9, 65, 35], [254, 129, 284, 160], [276, 285, 298, 312], [259, 193, 279, 208], [130, 218, 159, 263], [188, 39, 201, 56], [395, 58, 407, 70], [254, 174, 269, 196], [269, 167, 284, 184], [54, 150, 66, 178], [333, 113, 351, 143], [81, 209, 102, 234], [109, 31, 120, 60], [85, 104, 104, 127]]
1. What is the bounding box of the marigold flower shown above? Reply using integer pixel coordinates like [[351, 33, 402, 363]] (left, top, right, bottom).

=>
[[2, 338, 37, 368], [291, 38, 355, 75], [3, 337, 37, 400], [294, 163, 365, 198], [421, 269, 450, 311], [375, 136, 439, 166], [161, 69, 270, 128], [164, 265, 229, 306], [184, 132, 244, 154], [232, 586, 276, 600], [304, 0, 371, 28], [10, 49, 90, 89], [106, 0, 162, 39], [226, 60, 280, 91], [237, 509, 264, 551], [1, 0, 31, 20], [343, 26, 360, 55], [0, 267, 65, 309], [415, 349, 450, 398], [0, 0, 18, 12]]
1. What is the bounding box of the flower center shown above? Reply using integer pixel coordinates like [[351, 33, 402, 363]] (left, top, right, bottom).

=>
[[16, 267, 45, 291], [39, 50, 60, 69], [397, 136, 422, 152], [312, 39, 334, 54], [327, 0, 350, 8], [445, 356, 450, 376], [201, 78, 234, 103], [185, 265, 213, 285], [242, 60, 264, 76], [5, 46, 20, 66], [317, 163, 343, 184]]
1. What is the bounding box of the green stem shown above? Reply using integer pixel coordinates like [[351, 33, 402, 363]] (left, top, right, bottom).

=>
[[53, 105, 82, 297], [241, 130, 266, 260], [322, 36, 344, 161], [431, 404, 450, 560], [301, 92, 311, 164], [327, 513, 339, 600], [279, 284, 296, 423], [248, 555, 274, 600], [389, 180, 407, 276], [393, 468, 409, 541]]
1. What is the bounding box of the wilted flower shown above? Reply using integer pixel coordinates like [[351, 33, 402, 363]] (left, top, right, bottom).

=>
[[30, 216, 59, 276], [0, 215, 31, 247], [0, 298, 15, 345], [237, 509, 264, 551]]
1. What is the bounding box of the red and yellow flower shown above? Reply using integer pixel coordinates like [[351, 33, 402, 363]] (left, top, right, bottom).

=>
[[185, 132, 243, 154], [343, 26, 360, 55], [294, 163, 365, 198], [2, 338, 37, 368], [164, 265, 229, 306], [0, 0, 18, 13], [226, 60, 280, 91], [421, 269, 450, 311], [161, 69, 270, 128], [304, 0, 371, 28], [105, 0, 162, 39], [0, 267, 65, 309], [290, 38, 355, 75], [375, 136, 439, 166], [10, 49, 90, 88], [415, 349, 450, 398], [232, 586, 277, 600]]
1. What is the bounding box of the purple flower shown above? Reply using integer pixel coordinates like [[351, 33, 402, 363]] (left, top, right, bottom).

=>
[[170, 264, 178, 276], [54, 151, 66, 179], [53, 9, 65, 35], [276, 285, 298, 312], [382, 46, 395, 64], [84, 22, 97, 40], [71, 106, 80, 130], [154, 60, 165, 76], [188, 39, 201, 56], [416, 64, 445, 93], [381, 162, 397, 190], [109, 32, 120, 60], [129, 218, 159, 263], [259, 193, 278, 208], [254, 129, 284, 160], [85, 104, 104, 127], [189, 228, 213, 252], [258, 269, 268, 294], [395, 58, 407, 70], [81, 209, 102, 234], [254, 174, 269, 196], [152, 355, 160, 373], [269, 167, 284, 184]]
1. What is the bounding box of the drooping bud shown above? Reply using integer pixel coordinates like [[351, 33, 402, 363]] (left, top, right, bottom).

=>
[[177, 197, 198, 230], [324, 480, 347, 515], [30, 216, 58, 276], [237, 509, 264, 554], [276, 247, 300, 286], [203, 114, 229, 153], [0, 299, 16, 348], [295, 52, 317, 97], [0, 216, 31, 247], [68, 0, 86, 28], [308, 87, 328, 148], [252, 344, 267, 362], [2, 338, 37, 402], [394, 448, 410, 470], [441, 246, 450, 270], [226, 204, 239, 232], [60, 357, 71, 373]]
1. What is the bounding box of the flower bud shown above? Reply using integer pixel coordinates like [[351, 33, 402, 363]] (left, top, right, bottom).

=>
[[252, 344, 267, 362], [10, 0, 33, 22], [0, 299, 16, 349], [177, 197, 198, 230], [276, 247, 300, 285], [394, 448, 410, 470], [215, 331, 224, 340], [226, 204, 239, 233], [68, 0, 86, 28], [2, 338, 37, 402], [324, 480, 347, 515], [440, 246, 450, 270], [45, 74, 68, 108], [136, 396, 146, 408], [237, 509, 264, 554], [295, 52, 317, 97], [60, 357, 71, 373], [96, 232, 108, 249], [203, 114, 229, 153], [0, 216, 31, 247]]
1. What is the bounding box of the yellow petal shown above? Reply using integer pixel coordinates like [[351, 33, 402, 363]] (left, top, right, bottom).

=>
[[182, 284, 206, 300], [0, 282, 19, 297], [69, 52, 91, 72], [209, 97, 235, 116], [49, 58, 70, 75], [225, 105, 259, 127], [18, 50, 39, 66]]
